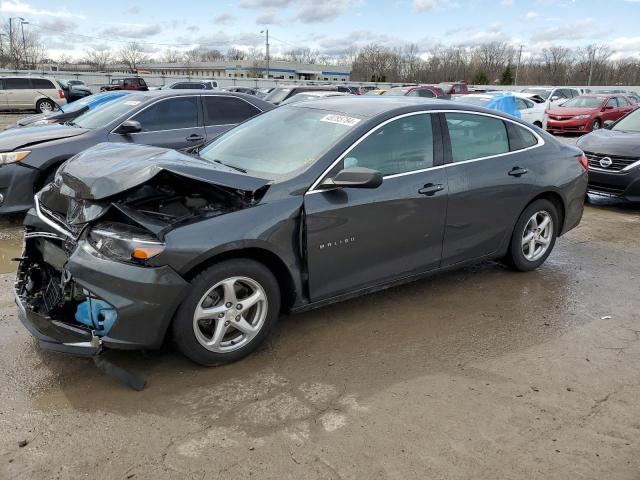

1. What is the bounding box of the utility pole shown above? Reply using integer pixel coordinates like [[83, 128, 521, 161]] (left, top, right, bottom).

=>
[[20, 20, 27, 69], [8, 17, 25, 68], [514, 44, 523, 86], [260, 29, 270, 79]]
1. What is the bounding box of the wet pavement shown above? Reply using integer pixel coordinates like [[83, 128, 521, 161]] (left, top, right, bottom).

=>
[[1, 115, 639, 479]]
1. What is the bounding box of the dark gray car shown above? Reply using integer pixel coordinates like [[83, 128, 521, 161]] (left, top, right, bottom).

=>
[[15, 97, 587, 370], [0, 90, 274, 213]]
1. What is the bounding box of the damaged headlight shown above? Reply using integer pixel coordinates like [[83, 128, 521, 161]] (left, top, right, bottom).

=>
[[88, 222, 165, 263], [0, 150, 30, 165]]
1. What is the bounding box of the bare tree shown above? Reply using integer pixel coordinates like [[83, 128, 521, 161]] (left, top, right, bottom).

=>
[[119, 42, 148, 73], [226, 47, 247, 61], [161, 48, 182, 63], [85, 47, 112, 71]]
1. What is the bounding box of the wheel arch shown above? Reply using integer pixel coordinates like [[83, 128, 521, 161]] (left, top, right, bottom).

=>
[[182, 246, 298, 313], [527, 190, 566, 235]]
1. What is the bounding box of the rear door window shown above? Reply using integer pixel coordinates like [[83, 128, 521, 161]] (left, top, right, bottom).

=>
[[203, 96, 261, 125], [31, 78, 55, 89], [4, 78, 30, 89], [131, 97, 198, 132], [445, 113, 509, 162], [606, 98, 618, 108]]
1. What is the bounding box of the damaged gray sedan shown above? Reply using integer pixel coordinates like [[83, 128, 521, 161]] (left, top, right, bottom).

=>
[[15, 97, 588, 366]]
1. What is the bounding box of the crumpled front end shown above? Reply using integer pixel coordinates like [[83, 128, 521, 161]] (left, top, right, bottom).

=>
[[15, 145, 269, 356], [15, 215, 191, 355]]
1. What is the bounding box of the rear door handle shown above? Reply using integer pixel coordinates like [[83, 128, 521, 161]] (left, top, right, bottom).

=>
[[418, 183, 444, 196], [186, 134, 205, 142], [508, 167, 529, 177]]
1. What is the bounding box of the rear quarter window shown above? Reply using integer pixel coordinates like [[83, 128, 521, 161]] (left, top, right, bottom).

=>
[[507, 123, 539, 151]]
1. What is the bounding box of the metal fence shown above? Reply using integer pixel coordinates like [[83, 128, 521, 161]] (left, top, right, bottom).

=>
[[2, 68, 639, 93]]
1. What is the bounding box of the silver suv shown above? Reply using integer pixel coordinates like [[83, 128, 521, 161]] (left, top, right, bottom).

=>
[[0, 76, 68, 113]]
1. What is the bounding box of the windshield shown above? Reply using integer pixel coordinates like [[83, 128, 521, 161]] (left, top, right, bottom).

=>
[[73, 95, 145, 129], [521, 88, 551, 100], [263, 87, 292, 104], [612, 109, 640, 132], [199, 106, 362, 179], [560, 97, 603, 108]]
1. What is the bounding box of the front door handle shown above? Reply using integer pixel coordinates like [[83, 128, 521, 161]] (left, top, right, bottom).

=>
[[418, 183, 444, 196], [186, 134, 205, 142], [508, 167, 529, 177]]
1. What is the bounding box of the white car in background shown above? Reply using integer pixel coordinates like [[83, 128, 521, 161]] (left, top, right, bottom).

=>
[[511, 92, 546, 127], [520, 87, 583, 129]]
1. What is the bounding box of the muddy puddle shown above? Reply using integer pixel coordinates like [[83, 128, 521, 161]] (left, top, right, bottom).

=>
[[0, 220, 23, 273]]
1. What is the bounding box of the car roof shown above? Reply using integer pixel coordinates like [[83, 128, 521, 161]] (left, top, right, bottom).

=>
[[123, 89, 275, 109], [287, 95, 511, 119]]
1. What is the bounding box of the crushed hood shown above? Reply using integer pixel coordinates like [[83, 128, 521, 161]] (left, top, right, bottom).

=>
[[56, 142, 270, 200], [0, 124, 88, 151]]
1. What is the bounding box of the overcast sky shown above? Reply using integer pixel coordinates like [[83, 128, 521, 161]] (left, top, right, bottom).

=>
[[1, 0, 639, 61]]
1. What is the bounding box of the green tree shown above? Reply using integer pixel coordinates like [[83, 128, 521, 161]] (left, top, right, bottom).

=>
[[472, 70, 489, 85], [500, 65, 514, 85]]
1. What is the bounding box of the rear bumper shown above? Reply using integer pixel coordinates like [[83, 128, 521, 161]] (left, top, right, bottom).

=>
[[0, 163, 40, 214], [588, 168, 640, 201]]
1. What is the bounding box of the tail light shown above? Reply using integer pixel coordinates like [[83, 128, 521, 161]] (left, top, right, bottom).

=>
[[58, 89, 65, 99], [578, 153, 589, 171]]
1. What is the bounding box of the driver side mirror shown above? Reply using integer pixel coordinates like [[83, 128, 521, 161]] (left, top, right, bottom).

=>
[[115, 120, 142, 134], [320, 167, 383, 189], [550, 96, 559, 102], [603, 120, 615, 129]]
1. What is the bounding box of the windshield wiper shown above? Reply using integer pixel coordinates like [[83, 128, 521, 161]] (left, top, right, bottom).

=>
[[212, 159, 247, 173]]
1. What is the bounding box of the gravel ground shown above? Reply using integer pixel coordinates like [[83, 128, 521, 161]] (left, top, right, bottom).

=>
[[1, 113, 640, 480]]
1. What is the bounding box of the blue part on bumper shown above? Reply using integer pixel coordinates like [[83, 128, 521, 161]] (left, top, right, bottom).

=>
[[75, 298, 117, 336]]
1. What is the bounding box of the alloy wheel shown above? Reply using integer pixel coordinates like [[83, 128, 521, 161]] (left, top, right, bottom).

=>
[[521, 210, 553, 262], [40, 101, 53, 112], [192, 276, 268, 353]]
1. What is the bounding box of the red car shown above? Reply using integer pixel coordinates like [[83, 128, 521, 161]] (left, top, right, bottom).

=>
[[384, 85, 446, 98], [546, 94, 637, 134], [100, 77, 149, 92]]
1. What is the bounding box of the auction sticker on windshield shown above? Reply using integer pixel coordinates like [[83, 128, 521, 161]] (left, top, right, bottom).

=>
[[320, 114, 361, 127]]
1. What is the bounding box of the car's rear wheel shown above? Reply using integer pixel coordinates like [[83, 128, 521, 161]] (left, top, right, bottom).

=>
[[505, 199, 558, 272], [36, 99, 55, 113], [533, 121, 542, 128], [172, 259, 280, 366], [591, 119, 601, 131]]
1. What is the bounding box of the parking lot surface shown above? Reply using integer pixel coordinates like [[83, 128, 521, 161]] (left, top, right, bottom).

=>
[[1, 114, 639, 479]]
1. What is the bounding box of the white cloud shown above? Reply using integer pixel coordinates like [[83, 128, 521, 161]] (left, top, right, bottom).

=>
[[102, 23, 162, 39], [525, 11, 539, 19], [213, 13, 236, 25], [295, 0, 349, 23], [413, 0, 435, 11], [500, 0, 513, 6], [0, 0, 85, 18]]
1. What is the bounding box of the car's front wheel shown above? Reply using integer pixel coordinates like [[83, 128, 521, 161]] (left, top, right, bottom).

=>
[[172, 259, 280, 366], [505, 199, 558, 272], [591, 119, 601, 131], [36, 99, 55, 113]]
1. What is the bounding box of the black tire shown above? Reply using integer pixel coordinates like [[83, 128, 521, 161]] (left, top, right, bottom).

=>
[[591, 119, 601, 131], [533, 121, 542, 128], [505, 199, 558, 272], [36, 99, 55, 114], [172, 258, 280, 366]]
